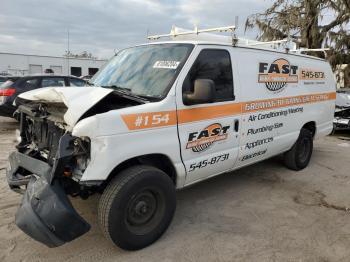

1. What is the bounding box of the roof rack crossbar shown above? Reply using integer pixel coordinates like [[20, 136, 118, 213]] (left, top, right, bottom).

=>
[[290, 48, 331, 52], [246, 39, 288, 46], [147, 25, 236, 40]]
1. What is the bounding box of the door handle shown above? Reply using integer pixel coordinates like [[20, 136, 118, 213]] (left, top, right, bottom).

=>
[[234, 119, 239, 132]]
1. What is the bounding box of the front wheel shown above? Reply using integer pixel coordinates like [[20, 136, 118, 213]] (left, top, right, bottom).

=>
[[98, 165, 176, 250], [283, 128, 313, 171]]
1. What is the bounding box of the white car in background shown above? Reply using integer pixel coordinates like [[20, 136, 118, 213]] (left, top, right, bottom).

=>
[[333, 88, 350, 132]]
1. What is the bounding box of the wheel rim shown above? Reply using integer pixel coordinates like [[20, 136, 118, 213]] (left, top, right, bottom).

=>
[[298, 137, 310, 163], [125, 188, 165, 235]]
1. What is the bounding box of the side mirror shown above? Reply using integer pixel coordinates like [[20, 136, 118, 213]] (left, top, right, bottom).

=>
[[183, 79, 215, 105]]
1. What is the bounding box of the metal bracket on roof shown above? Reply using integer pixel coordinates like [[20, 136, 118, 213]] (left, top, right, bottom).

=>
[[290, 48, 330, 57]]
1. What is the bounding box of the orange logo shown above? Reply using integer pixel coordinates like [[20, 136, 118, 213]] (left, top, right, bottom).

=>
[[186, 123, 230, 152], [258, 59, 298, 91]]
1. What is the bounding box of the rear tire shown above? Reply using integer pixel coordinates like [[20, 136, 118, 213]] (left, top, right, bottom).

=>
[[98, 165, 176, 250], [284, 128, 313, 171]]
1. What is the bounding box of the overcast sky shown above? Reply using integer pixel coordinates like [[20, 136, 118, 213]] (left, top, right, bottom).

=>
[[0, 0, 273, 59]]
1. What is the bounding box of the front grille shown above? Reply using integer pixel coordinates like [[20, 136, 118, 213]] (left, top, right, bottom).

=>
[[19, 109, 66, 165], [27, 118, 65, 163]]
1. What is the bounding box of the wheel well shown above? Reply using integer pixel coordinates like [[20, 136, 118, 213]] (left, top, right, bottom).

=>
[[102, 154, 177, 188], [302, 121, 316, 138]]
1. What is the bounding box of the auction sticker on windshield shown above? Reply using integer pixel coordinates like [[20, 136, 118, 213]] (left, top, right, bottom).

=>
[[153, 61, 180, 69]]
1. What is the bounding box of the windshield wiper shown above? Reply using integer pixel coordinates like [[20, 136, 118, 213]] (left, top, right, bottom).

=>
[[105, 85, 131, 93], [102, 85, 149, 102], [86, 80, 94, 86]]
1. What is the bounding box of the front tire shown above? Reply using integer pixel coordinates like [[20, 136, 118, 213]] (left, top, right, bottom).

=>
[[283, 128, 313, 171], [98, 165, 176, 250]]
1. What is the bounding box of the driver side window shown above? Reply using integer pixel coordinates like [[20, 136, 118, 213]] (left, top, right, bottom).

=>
[[183, 49, 234, 102]]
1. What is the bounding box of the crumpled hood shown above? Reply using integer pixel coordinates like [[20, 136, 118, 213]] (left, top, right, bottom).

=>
[[18, 87, 113, 127]]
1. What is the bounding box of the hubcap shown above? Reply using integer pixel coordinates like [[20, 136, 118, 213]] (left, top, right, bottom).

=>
[[126, 190, 160, 233]]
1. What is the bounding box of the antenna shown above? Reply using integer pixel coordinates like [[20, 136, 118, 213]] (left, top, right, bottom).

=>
[[67, 28, 70, 75], [235, 16, 239, 29]]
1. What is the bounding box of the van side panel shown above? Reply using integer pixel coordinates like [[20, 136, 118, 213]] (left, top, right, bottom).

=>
[[231, 48, 335, 168], [73, 93, 187, 188]]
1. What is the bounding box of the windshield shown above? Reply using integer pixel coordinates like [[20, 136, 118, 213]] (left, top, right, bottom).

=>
[[92, 44, 194, 99]]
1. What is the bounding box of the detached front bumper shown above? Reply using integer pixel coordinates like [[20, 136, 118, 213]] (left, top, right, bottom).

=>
[[7, 151, 91, 248]]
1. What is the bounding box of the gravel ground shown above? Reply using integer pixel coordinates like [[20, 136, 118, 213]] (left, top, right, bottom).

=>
[[1, 116, 350, 262]]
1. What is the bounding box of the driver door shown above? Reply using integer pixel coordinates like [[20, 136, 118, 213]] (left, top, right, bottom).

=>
[[176, 47, 241, 185]]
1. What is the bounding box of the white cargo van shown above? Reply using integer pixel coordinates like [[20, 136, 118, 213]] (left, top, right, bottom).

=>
[[7, 26, 335, 250]]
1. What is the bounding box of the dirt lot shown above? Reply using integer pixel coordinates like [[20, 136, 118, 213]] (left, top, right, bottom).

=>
[[1, 116, 350, 262]]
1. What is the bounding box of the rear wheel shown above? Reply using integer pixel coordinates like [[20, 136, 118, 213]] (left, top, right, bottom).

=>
[[283, 128, 313, 171], [98, 165, 176, 250]]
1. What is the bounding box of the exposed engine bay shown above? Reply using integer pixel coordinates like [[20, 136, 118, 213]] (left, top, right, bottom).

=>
[[13, 91, 143, 192], [13, 102, 91, 196]]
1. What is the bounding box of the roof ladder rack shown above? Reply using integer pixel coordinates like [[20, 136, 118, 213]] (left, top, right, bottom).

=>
[[147, 25, 236, 40], [147, 25, 329, 57]]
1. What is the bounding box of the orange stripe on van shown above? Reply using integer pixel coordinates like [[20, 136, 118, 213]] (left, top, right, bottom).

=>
[[242, 92, 336, 113], [121, 111, 177, 130], [177, 103, 242, 124], [121, 92, 336, 130]]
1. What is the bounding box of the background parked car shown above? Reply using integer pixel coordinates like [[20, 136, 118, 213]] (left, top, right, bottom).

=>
[[0, 77, 7, 85], [0, 76, 14, 85], [0, 75, 87, 118], [333, 88, 350, 133], [80, 75, 94, 81]]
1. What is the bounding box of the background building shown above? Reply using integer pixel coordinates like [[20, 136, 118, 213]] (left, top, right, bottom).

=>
[[0, 52, 108, 77]]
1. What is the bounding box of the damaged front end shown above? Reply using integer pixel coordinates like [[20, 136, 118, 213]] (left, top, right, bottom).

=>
[[334, 90, 350, 131], [333, 107, 350, 131], [7, 102, 91, 247]]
